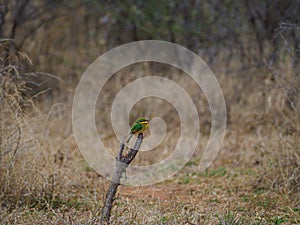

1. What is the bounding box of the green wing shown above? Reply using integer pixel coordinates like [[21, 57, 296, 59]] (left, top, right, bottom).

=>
[[131, 123, 143, 134]]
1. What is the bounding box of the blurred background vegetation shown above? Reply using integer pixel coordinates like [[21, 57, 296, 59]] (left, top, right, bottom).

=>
[[1, 0, 299, 74], [0, 0, 299, 224]]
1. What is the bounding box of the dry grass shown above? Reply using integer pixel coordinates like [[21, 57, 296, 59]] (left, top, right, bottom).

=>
[[0, 38, 300, 225]]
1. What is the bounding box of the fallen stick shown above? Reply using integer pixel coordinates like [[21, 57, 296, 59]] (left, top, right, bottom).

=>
[[101, 133, 144, 224]]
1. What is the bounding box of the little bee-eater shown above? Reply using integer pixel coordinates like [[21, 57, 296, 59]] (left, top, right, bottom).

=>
[[126, 117, 150, 143]]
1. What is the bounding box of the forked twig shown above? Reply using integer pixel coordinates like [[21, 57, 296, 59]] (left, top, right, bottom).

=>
[[101, 133, 143, 224]]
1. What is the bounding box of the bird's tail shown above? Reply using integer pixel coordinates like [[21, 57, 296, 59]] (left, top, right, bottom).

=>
[[126, 132, 133, 144]]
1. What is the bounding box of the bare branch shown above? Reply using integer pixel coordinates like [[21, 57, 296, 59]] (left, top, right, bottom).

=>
[[101, 133, 144, 224]]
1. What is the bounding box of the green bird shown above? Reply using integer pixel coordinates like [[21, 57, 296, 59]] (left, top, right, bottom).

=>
[[126, 117, 150, 143]]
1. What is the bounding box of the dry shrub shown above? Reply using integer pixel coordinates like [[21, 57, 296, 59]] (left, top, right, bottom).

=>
[[259, 132, 299, 196], [1, 40, 39, 207], [255, 56, 300, 201], [0, 40, 73, 210]]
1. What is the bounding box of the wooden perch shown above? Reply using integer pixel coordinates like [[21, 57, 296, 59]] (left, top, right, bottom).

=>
[[101, 133, 144, 224]]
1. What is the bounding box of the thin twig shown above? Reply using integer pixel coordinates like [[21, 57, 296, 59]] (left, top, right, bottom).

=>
[[101, 133, 143, 224]]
